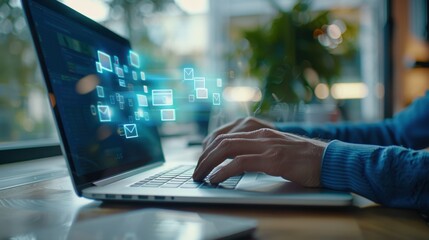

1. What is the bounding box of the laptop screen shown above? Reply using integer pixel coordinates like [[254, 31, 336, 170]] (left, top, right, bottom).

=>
[[23, 0, 165, 190]]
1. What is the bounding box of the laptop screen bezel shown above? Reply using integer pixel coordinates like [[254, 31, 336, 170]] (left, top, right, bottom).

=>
[[22, 0, 165, 195]]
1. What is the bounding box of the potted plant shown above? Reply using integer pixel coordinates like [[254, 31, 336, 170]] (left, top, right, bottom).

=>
[[230, 0, 357, 120]]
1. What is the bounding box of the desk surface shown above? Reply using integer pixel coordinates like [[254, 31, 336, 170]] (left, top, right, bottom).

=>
[[1, 139, 428, 239]]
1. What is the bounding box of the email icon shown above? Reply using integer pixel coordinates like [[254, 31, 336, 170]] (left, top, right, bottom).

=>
[[97, 105, 111, 122], [116, 67, 124, 78], [213, 93, 221, 105], [97, 50, 113, 72], [194, 77, 205, 89], [137, 94, 148, 107], [152, 89, 173, 106], [160, 109, 176, 121], [196, 88, 208, 99], [96, 86, 104, 98], [184, 68, 194, 80], [129, 50, 140, 68], [124, 124, 138, 138]]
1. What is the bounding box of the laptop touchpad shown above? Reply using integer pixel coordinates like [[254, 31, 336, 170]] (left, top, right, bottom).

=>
[[235, 173, 292, 193], [255, 173, 287, 182]]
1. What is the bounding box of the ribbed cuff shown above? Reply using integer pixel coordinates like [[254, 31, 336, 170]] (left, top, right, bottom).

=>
[[321, 140, 380, 199]]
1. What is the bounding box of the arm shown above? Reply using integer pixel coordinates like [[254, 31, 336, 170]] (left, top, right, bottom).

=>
[[322, 140, 429, 212], [193, 128, 429, 211], [276, 91, 429, 149], [276, 121, 398, 146]]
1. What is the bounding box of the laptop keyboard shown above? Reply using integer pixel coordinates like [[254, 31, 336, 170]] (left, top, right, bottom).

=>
[[129, 165, 242, 189]]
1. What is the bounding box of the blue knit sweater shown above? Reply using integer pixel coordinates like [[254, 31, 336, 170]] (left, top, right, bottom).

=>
[[276, 92, 429, 212]]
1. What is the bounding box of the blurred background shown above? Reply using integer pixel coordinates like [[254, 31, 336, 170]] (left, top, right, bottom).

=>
[[0, 0, 428, 147]]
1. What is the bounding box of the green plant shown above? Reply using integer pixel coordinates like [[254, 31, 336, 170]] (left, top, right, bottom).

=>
[[231, 0, 357, 115]]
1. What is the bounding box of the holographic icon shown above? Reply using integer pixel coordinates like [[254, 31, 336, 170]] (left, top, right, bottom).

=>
[[143, 85, 148, 93], [110, 95, 115, 104], [188, 94, 195, 102], [216, 78, 222, 87], [129, 50, 140, 68], [184, 68, 194, 80], [128, 98, 134, 107], [116, 67, 124, 78], [118, 78, 126, 87], [140, 71, 146, 81], [137, 109, 144, 118], [132, 71, 138, 81], [97, 50, 113, 72], [96, 86, 104, 98], [160, 109, 176, 121], [137, 94, 148, 107], [134, 112, 140, 120], [196, 88, 208, 99], [152, 89, 173, 106], [194, 77, 205, 89], [123, 65, 129, 73], [114, 56, 119, 65], [95, 62, 102, 73], [97, 105, 111, 122], [124, 124, 138, 138], [90, 105, 96, 116], [119, 102, 124, 110], [213, 93, 221, 105], [144, 112, 150, 121]]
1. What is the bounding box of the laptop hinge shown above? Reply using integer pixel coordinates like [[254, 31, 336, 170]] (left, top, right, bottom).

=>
[[92, 162, 164, 187]]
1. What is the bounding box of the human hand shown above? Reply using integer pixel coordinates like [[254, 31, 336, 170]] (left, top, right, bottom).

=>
[[193, 128, 327, 187], [203, 117, 274, 149]]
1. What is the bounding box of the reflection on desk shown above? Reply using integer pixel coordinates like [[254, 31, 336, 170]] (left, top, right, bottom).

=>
[[0, 156, 68, 191], [1, 175, 428, 239]]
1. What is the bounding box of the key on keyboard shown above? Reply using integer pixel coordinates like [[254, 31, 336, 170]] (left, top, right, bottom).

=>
[[129, 165, 242, 189]]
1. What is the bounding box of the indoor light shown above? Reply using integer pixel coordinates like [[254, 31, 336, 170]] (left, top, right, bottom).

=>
[[331, 83, 368, 99]]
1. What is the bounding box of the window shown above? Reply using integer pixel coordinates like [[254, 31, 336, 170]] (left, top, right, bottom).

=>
[[0, 0, 58, 145], [0, 0, 389, 161]]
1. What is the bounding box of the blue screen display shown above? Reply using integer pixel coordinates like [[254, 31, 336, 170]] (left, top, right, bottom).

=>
[[28, 1, 164, 177]]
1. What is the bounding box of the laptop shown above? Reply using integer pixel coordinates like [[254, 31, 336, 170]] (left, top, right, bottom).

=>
[[22, 0, 352, 206]]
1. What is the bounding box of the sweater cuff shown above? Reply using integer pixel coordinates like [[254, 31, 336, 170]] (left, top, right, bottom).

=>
[[321, 140, 380, 196]]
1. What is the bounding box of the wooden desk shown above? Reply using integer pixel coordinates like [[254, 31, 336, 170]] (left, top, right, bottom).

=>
[[0, 176, 428, 239], [1, 139, 428, 239]]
